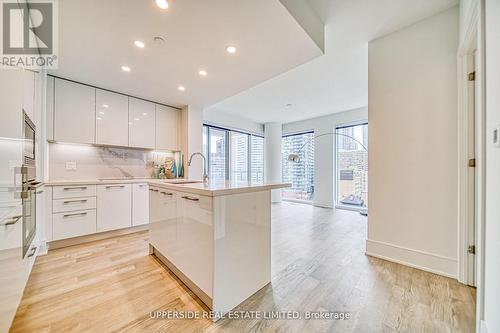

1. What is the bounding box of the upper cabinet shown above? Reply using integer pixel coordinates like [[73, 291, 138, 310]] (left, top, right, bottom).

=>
[[129, 98, 155, 149], [46, 76, 54, 140], [156, 104, 180, 151], [22, 70, 35, 123], [95, 89, 129, 146], [0, 67, 23, 139], [54, 79, 96, 144]]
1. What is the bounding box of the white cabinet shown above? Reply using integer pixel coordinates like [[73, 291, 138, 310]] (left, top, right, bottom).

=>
[[132, 183, 149, 226], [97, 184, 131, 232], [0, 66, 23, 139], [22, 70, 35, 123], [149, 189, 213, 297], [54, 79, 95, 144], [129, 98, 155, 149], [46, 76, 55, 140], [53, 210, 97, 240], [155, 104, 180, 151], [53, 185, 96, 199], [95, 89, 129, 146]]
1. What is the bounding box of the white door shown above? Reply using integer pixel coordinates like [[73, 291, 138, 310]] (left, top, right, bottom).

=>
[[95, 89, 129, 146], [54, 79, 96, 144], [97, 184, 132, 232], [129, 98, 155, 149], [155, 104, 180, 151]]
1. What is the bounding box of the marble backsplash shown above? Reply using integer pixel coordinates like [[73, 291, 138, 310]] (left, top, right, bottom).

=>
[[49, 143, 175, 180]]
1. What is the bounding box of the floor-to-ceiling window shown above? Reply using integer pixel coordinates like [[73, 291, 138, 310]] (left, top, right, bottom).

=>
[[335, 123, 368, 210], [282, 132, 315, 201], [203, 124, 264, 182]]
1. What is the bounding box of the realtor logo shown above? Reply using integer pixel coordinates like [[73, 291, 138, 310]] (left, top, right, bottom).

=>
[[1, 0, 58, 68]]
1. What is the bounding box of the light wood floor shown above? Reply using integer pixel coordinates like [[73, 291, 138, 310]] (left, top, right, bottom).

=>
[[11, 202, 476, 333]]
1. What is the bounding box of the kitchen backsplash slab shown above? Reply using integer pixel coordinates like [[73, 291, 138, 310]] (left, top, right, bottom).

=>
[[49, 143, 174, 180]]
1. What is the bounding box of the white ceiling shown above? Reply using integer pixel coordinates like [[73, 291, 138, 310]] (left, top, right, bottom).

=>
[[208, 0, 459, 124], [50, 0, 323, 108]]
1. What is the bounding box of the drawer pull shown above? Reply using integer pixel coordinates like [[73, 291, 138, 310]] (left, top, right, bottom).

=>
[[0, 215, 22, 226], [182, 196, 199, 202], [27, 246, 37, 258], [36, 190, 44, 194], [63, 186, 87, 191], [63, 212, 88, 218], [63, 199, 88, 204], [105, 185, 125, 189], [149, 189, 159, 192], [160, 192, 173, 196]]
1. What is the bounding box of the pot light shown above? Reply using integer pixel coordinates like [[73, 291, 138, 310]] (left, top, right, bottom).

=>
[[134, 118, 140, 121], [99, 111, 105, 115], [199, 70, 207, 76], [134, 40, 145, 48], [96, 117, 102, 121], [102, 104, 109, 108], [142, 112, 148, 116], [178, 86, 186, 91], [156, 0, 168, 9], [226, 45, 236, 54], [121, 65, 131, 72]]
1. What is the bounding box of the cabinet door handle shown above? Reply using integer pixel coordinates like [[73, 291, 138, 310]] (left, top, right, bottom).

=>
[[63, 186, 87, 191], [27, 246, 37, 258], [0, 215, 22, 226], [149, 189, 159, 192], [36, 190, 44, 194], [160, 192, 173, 196], [63, 212, 88, 218], [105, 185, 125, 189], [182, 196, 199, 202], [63, 199, 88, 204]]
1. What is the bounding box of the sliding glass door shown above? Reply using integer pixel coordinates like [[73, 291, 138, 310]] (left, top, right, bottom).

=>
[[336, 123, 368, 210], [203, 125, 264, 182]]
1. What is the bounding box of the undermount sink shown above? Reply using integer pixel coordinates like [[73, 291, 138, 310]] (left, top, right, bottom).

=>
[[165, 180, 203, 184]]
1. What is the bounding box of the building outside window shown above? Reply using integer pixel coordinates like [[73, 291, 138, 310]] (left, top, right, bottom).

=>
[[203, 124, 264, 182], [336, 123, 368, 210], [282, 132, 315, 201]]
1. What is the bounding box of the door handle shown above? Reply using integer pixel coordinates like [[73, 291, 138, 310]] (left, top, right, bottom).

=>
[[0, 215, 22, 226], [182, 196, 199, 202]]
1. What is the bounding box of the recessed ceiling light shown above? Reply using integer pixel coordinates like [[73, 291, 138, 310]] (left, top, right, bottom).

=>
[[199, 70, 207, 76], [142, 113, 148, 116], [178, 86, 186, 91], [129, 122, 132, 125], [286, 103, 293, 108], [226, 45, 236, 54], [134, 118, 140, 121], [153, 36, 166, 45], [96, 117, 102, 121], [121, 65, 131, 72], [102, 104, 109, 108], [134, 40, 145, 48], [156, 0, 168, 9], [99, 111, 105, 115]]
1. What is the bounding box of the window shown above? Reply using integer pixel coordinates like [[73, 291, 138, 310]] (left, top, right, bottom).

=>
[[282, 132, 315, 201], [203, 125, 264, 182], [336, 123, 368, 210]]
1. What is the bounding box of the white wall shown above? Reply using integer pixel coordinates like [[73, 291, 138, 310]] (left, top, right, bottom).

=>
[[367, 7, 459, 278], [203, 108, 264, 135], [282, 107, 367, 208], [483, 1, 500, 331]]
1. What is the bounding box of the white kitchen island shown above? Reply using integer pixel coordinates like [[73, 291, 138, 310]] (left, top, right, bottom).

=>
[[148, 180, 290, 315]]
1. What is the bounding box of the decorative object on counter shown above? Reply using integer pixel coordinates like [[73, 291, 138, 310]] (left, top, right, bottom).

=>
[[172, 160, 177, 179], [158, 165, 165, 179], [178, 154, 184, 178]]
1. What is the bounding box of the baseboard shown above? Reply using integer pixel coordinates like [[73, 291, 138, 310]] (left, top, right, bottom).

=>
[[366, 239, 457, 279], [48, 225, 148, 250], [480, 320, 489, 333]]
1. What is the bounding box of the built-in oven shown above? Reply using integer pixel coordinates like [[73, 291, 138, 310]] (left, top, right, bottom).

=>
[[21, 111, 37, 258]]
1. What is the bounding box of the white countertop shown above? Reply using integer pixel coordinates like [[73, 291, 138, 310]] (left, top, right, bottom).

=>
[[45, 178, 291, 197]]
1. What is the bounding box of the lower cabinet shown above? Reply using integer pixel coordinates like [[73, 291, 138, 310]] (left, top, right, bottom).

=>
[[53, 210, 97, 240], [97, 184, 132, 232], [149, 188, 213, 297], [132, 183, 149, 226]]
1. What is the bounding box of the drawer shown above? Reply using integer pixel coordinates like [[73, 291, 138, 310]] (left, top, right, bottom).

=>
[[53, 210, 96, 240], [53, 197, 97, 213], [53, 185, 96, 199]]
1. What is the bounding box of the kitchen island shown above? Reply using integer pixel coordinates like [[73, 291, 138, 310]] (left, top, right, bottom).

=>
[[148, 180, 290, 316]]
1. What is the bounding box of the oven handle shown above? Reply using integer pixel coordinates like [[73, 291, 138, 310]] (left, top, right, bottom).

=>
[[0, 215, 22, 226], [27, 246, 37, 258]]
